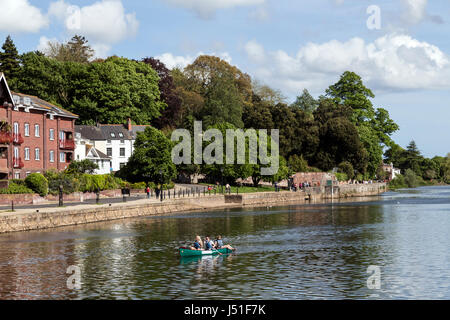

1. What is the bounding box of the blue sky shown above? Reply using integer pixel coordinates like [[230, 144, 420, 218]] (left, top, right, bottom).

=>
[[0, 0, 449, 158]]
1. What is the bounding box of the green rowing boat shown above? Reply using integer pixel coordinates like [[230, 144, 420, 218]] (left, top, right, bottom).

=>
[[179, 247, 233, 257]]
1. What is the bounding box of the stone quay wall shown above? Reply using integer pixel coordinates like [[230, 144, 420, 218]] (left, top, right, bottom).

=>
[[0, 183, 386, 234]]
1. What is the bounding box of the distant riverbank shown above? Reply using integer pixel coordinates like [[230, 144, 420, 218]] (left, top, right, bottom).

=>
[[0, 183, 386, 234]]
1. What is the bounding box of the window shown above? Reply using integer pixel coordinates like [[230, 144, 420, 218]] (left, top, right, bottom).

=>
[[60, 152, 65, 163], [14, 172, 20, 179], [49, 129, 55, 141], [120, 148, 125, 157], [26, 172, 31, 177], [13, 122, 19, 134], [110, 132, 116, 138], [35, 148, 40, 161], [24, 123, 30, 137], [59, 130, 65, 141], [107, 140, 112, 144], [24, 148, 30, 161], [118, 132, 124, 138], [49, 150, 55, 163], [107, 148, 112, 157], [35, 124, 40, 137], [14, 147, 19, 159], [120, 140, 125, 144]]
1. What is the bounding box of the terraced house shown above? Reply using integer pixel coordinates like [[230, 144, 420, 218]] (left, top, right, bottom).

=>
[[0, 73, 78, 180]]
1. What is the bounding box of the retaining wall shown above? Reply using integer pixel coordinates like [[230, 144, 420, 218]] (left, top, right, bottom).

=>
[[0, 183, 386, 234]]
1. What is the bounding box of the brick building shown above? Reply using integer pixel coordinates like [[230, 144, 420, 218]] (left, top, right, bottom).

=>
[[0, 73, 78, 180]]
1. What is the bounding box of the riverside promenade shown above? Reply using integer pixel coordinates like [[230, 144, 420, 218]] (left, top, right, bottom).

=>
[[0, 183, 387, 234]]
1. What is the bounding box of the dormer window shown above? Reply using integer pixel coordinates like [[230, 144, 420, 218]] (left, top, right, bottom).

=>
[[110, 133, 116, 138], [118, 133, 124, 138]]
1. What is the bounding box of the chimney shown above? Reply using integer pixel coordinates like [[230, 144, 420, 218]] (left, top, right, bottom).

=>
[[127, 118, 132, 132]]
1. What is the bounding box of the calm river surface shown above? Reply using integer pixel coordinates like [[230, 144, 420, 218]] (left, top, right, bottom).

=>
[[0, 186, 449, 300]]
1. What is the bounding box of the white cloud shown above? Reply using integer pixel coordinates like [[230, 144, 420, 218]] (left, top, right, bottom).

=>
[[37, 36, 58, 53], [164, 0, 265, 19], [47, 0, 139, 57], [244, 34, 450, 96], [0, 0, 48, 33], [156, 52, 232, 69], [244, 40, 266, 64], [402, 0, 428, 24]]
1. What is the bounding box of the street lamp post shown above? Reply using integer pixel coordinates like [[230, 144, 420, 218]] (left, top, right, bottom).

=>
[[159, 169, 163, 202], [220, 167, 224, 194]]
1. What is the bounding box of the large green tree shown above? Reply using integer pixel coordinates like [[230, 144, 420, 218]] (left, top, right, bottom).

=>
[[325, 71, 399, 177], [119, 127, 176, 183], [15, 53, 165, 125], [0, 35, 21, 88]]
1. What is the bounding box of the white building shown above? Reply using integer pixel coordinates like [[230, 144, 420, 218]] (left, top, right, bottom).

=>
[[75, 119, 148, 173], [74, 132, 112, 174], [382, 163, 401, 180]]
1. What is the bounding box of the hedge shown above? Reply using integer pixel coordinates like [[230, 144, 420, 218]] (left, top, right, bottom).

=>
[[25, 173, 49, 197], [0, 182, 34, 194]]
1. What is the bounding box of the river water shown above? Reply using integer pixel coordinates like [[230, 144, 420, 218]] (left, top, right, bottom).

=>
[[0, 186, 449, 300]]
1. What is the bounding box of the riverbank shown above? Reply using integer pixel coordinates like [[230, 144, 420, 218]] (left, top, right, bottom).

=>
[[0, 183, 386, 234]]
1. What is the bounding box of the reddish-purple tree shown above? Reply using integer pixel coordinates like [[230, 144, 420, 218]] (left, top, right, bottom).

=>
[[142, 57, 182, 129]]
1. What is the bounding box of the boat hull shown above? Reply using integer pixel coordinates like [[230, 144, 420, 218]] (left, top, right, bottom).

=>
[[179, 247, 233, 257]]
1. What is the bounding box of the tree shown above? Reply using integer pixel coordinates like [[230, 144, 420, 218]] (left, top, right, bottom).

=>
[[182, 55, 252, 128], [66, 159, 99, 175], [15, 53, 165, 125], [325, 71, 399, 177], [291, 89, 318, 114], [142, 57, 182, 130], [45, 35, 94, 63], [252, 80, 286, 105], [119, 127, 176, 184], [311, 99, 369, 174], [288, 154, 309, 173], [0, 35, 21, 88]]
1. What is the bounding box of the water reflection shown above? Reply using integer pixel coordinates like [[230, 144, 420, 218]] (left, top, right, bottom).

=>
[[0, 186, 449, 299]]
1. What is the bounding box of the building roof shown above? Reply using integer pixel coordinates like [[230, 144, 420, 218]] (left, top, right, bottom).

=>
[[76, 124, 133, 141], [10, 92, 78, 119], [131, 125, 149, 139], [86, 145, 111, 160]]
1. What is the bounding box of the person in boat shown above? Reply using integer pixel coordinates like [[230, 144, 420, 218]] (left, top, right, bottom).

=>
[[204, 236, 215, 251], [214, 235, 235, 251], [190, 235, 204, 250]]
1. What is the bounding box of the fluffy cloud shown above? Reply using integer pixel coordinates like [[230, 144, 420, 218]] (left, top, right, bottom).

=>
[[155, 52, 232, 69], [47, 0, 139, 57], [244, 34, 450, 96], [0, 0, 48, 33], [164, 0, 265, 19]]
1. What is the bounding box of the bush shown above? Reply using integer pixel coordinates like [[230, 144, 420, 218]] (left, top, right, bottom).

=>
[[0, 182, 34, 194], [45, 170, 79, 195], [338, 161, 354, 180], [335, 172, 348, 182], [389, 174, 407, 190], [25, 173, 49, 196], [130, 182, 147, 189]]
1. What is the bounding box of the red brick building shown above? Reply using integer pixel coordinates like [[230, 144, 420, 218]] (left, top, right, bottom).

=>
[[0, 73, 78, 180]]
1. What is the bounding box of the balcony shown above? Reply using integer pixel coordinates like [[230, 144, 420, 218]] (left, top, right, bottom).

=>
[[13, 157, 24, 169], [13, 133, 24, 145], [0, 132, 12, 144], [60, 139, 75, 150]]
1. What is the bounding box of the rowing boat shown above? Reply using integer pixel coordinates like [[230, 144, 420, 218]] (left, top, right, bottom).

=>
[[179, 247, 233, 257]]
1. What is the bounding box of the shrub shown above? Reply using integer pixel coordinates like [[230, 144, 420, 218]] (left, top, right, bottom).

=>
[[130, 182, 146, 189], [335, 172, 348, 182], [338, 161, 354, 180], [389, 174, 407, 190], [25, 173, 49, 196], [45, 170, 79, 195], [0, 182, 34, 194]]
